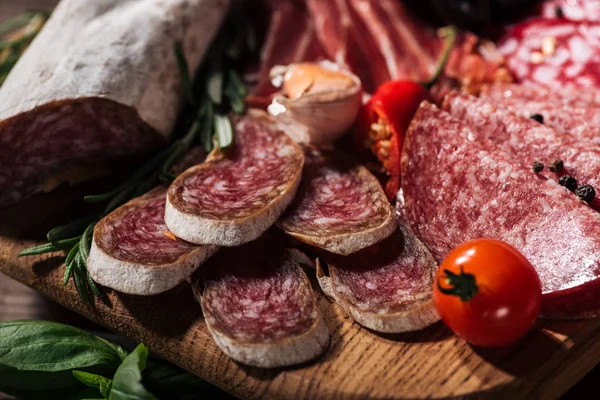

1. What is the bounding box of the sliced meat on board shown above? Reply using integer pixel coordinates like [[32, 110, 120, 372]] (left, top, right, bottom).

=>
[[278, 148, 396, 256], [499, 18, 600, 89], [0, 0, 229, 207], [316, 220, 439, 333], [477, 92, 600, 146], [540, 0, 600, 21], [166, 110, 304, 247], [400, 102, 600, 318], [88, 186, 218, 295], [481, 82, 600, 108], [192, 234, 329, 368], [443, 92, 600, 191]]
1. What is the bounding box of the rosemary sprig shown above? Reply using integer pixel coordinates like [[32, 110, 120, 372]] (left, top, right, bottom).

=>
[[16, 12, 255, 304], [0, 10, 49, 85]]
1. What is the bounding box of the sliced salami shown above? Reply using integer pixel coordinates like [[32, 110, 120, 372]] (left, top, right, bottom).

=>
[[0, 0, 229, 206], [481, 82, 600, 108], [165, 110, 304, 246], [278, 148, 396, 256], [316, 220, 439, 333], [443, 92, 600, 191], [401, 102, 600, 318], [498, 18, 600, 89], [477, 92, 600, 145], [88, 186, 218, 295], [193, 234, 329, 368], [540, 0, 600, 21]]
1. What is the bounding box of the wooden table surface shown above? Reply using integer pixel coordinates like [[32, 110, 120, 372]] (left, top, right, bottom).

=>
[[1, 1, 600, 399]]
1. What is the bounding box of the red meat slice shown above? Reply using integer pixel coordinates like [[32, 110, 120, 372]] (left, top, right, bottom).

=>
[[401, 101, 600, 318], [540, 0, 600, 21], [481, 82, 600, 108]]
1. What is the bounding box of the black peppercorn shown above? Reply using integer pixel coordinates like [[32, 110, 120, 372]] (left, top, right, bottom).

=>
[[549, 159, 564, 172], [532, 161, 544, 173], [529, 113, 544, 124], [558, 175, 578, 191], [576, 184, 596, 204], [555, 7, 564, 18]]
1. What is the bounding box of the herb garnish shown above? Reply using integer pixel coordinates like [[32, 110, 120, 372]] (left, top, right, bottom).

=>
[[15, 12, 255, 303]]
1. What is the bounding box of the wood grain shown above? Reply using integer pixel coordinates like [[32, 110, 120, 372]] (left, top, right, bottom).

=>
[[2, 193, 600, 400]]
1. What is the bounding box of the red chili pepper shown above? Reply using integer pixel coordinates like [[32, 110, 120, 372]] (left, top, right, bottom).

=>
[[353, 27, 457, 201]]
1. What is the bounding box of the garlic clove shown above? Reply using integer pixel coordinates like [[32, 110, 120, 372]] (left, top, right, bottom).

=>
[[268, 61, 362, 146]]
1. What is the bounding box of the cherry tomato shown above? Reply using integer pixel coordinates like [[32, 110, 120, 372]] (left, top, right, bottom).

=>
[[433, 238, 542, 347]]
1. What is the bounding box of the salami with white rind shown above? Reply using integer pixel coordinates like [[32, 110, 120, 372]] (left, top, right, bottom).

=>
[[316, 220, 439, 333], [0, 0, 229, 206], [278, 148, 396, 256], [165, 110, 304, 247], [443, 92, 600, 191], [401, 102, 600, 318], [195, 236, 330, 368], [88, 186, 218, 295]]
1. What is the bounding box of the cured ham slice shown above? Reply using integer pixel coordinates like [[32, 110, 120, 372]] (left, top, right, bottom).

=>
[[401, 102, 600, 318], [278, 148, 396, 256], [443, 92, 600, 191], [316, 220, 439, 333], [88, 187, 218, 295], [0, 0, 229, 206], [481, 82, 600, 108], [165, 110, 304, 246], [193, 234, 329, 368], [499, 18, 600, 89]]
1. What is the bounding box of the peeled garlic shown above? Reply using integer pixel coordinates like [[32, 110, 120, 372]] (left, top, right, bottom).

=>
[[267, 61, 362, 146]]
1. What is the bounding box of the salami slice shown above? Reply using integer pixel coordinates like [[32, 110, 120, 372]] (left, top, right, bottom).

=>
[[0, 0, 229, 206], [88, 186, 218, 295], [316, 219, 439, 333], [165, 110, 304, 246], [540, 0, 600, 21], [278, 148, 396, 256], [481, 82, 600, 108], [476, 93, 600, 145], [193, 234, 329, 368], [443, 92, 600, 191], [401, 102, 600, 318], [498, 18, 600, 89]]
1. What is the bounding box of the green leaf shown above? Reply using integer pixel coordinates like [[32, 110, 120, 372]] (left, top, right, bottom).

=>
[[19, 237, 79, 257], [73, 253, 91, 304], [109, 344, 156, 400], [48, 216, 97, 242], [63, 243, 80, 285], [207, 69, 223, 105], [73, 370, 113, 396], [0, 321, 123, 372], [79, 222, 96, 262], [214, 114, 233, 149]]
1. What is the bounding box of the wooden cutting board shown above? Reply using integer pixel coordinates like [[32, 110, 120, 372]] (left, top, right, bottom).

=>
[[2, 189, 600, 400]]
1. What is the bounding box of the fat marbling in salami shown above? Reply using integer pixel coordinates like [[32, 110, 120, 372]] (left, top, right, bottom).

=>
[[193, 234, 329, 368], [316, 219, 439, 333], [498, 18, 600, 89], [481, 82, 600, 108], [88, 186, 218, 295], [401, 102, 600, 318], [443, 92, 600, 192], [165, 110, 304, 246], [278, 148, 396, 256], [0, 0, 229, 206]]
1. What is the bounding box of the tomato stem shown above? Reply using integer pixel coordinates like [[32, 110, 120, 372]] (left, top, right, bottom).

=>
[[423, 26, 457, 91], [437, 266, 479, 302]]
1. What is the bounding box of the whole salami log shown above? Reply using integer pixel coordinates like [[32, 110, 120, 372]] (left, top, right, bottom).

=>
[[166, 110, 304, 246], [498, 18, 600, 89], [0, 0, 229, 206], [88, 186, 218, 295], [401, 102, 600, 318], [443, 92, 600, 191], [193, 234, 329, 368], [278, 148, 396, 256], [316, 220, 439, 333], [477, 92, 600, 146], [481, 83, 600, 108]]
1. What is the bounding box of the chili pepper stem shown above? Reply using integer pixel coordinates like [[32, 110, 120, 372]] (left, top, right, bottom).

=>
[[437, 266, 479, 302], [423, 26, 458, 90]]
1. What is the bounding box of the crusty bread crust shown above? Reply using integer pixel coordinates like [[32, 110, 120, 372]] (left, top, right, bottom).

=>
[[196, 249, 330, 368], [316, 259, 440, 333]]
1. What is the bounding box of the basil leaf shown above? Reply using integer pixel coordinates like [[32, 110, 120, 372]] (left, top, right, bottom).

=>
[[0, 321, 123, 372], [109, 344, 156, 400], [73, 371, 113, 393]]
